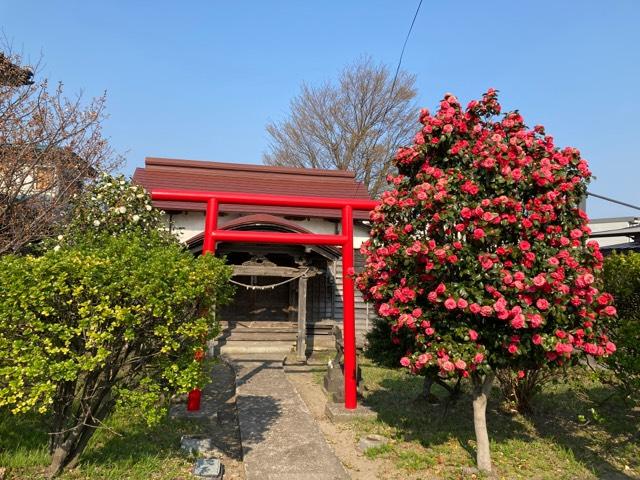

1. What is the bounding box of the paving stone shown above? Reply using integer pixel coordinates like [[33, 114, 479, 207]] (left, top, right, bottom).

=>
[[181, 435, 214, 454], [193, 458, 223, 478], [229, 356, 348, 480]]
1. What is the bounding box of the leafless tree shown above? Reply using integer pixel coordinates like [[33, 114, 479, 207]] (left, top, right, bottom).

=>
[[263, 57, 419, 196], [0, 49, 120, 254]]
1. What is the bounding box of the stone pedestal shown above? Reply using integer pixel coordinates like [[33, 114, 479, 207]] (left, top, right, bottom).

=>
[[322, 326, 361, 403]]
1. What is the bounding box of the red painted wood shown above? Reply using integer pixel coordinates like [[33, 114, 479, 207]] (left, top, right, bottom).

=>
[[341, 205, 357, 409], [213, 230, 347, 246]]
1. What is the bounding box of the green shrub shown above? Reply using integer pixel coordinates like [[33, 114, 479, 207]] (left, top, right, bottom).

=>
[[0, 175, 233, 477], [602, 251, 640, 399]]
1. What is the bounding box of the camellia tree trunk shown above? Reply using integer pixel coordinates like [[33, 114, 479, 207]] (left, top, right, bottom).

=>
[[471, 371, 495, 473]]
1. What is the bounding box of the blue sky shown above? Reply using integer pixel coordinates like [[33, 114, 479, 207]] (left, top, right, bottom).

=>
[[2, 1, 639, 218]]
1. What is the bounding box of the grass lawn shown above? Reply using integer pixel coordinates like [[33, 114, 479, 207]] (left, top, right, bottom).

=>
[[353, 359, 639, 479], [0, 408, 204, 479]]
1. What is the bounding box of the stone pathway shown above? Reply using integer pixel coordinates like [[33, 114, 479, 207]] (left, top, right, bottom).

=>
[[228, 354, 349, 480]]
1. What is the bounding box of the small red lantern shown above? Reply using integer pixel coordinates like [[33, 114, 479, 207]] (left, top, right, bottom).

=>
[[187, 388, 201, 411]]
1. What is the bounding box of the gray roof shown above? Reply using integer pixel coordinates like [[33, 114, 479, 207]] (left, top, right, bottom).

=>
[[590, 225, 640, 238], [589, 216, 639, 224]]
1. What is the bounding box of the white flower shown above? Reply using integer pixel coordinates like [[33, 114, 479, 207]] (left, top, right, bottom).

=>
[[57, 235, 64, 241], [145, 205, 152, 211], [120, 180, 126, 185], [93, 220, 101, 226], [53, 245, 60, 252], [136, 194, 144, 199], [132, 215, 140, 222], [118, 206, 127, 214]]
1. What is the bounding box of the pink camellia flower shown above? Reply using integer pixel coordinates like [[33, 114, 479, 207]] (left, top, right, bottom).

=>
[[605, 341, 616, 354], [533, 274, 546, 287], [469, 329, 478, 341], [536, 298, 550, 310], [400, 357, 411, 367], [519, 240, 531, 251], [602, 305, 617, 316], [378, 303, 392, 316], [532, 333, 543, 345], [555, 343, 573, 354], [473, 228, 486, 240], [570, 228, 583, 239], [454, 359, 467, 370], [510, 315, 525, 329], [507, 344, 518, 354], [457, 298, 469, 309], [584, 343, 598, 355], [480, 305, 493, 317], [517, 370, 526, 379], [441, 360, 455, 372], [418, 353, 432, 363], [469, 303, 481, 314], [529, 314, 543, 328], [425, 327, 435, 335], [444, 297, 457, 310], [480, 257, 494, 270], [473, 353, 484, 364]]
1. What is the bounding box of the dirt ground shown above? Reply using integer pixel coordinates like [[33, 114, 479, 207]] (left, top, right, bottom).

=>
[[285, 370, 403, 480]]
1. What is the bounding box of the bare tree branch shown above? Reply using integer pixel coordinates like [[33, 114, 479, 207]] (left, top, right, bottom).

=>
[[263, 57, 419, 196], [0, 48, 121, 254]]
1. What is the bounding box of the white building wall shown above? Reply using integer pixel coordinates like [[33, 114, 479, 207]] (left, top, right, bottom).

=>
[[165, 211, 370, 248]]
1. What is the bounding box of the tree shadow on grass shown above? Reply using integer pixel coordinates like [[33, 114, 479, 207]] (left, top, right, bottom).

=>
[[528, 379, 639, 479], [362, 374, 534, 455], [360, 366, 638, 479], [0, 409, 50, 469], [77, 415, 203, 468]]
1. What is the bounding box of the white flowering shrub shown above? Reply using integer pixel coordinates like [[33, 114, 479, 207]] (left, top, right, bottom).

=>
[[57, 174, 171, 243]]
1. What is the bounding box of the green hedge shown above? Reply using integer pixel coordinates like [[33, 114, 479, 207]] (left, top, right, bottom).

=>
[[602, 251, 640, 398]]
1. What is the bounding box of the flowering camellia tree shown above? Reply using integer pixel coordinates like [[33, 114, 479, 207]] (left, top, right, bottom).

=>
[[356, 90, 616, 472]]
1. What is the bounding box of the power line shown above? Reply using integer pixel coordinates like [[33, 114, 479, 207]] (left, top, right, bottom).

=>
[[389, 0, 424, 98], [587, 191, 640, 212]]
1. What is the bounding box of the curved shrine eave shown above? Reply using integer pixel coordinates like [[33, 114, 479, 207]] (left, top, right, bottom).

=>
[[185, 213, 342, 260]]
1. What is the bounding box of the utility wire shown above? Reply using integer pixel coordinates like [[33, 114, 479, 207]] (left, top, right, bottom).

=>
[[389, 0, 424, 97], [587, 191, 640, 212]]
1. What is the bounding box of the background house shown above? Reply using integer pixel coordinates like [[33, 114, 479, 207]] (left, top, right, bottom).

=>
[[134, 157, 377, 357], [588, 216, 640, 253]]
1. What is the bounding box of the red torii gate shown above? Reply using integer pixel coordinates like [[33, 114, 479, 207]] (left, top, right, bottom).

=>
[[151, 189, 377, 409]]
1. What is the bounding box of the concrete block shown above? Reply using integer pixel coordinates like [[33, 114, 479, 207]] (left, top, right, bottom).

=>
[[357, 434, 390, 452], [193, 458, 223, 479], [325, 402, 377, 423]]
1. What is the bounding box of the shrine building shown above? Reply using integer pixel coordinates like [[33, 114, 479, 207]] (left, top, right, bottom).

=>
[[133, 157, 377, 360]]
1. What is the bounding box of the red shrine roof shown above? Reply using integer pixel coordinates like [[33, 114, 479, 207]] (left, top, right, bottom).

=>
[[133, 157, 372, 219]]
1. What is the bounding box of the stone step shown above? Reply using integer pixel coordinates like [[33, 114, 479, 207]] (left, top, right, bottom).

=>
[[221, 331, 297, 341], [219, 341, 294, 355]]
